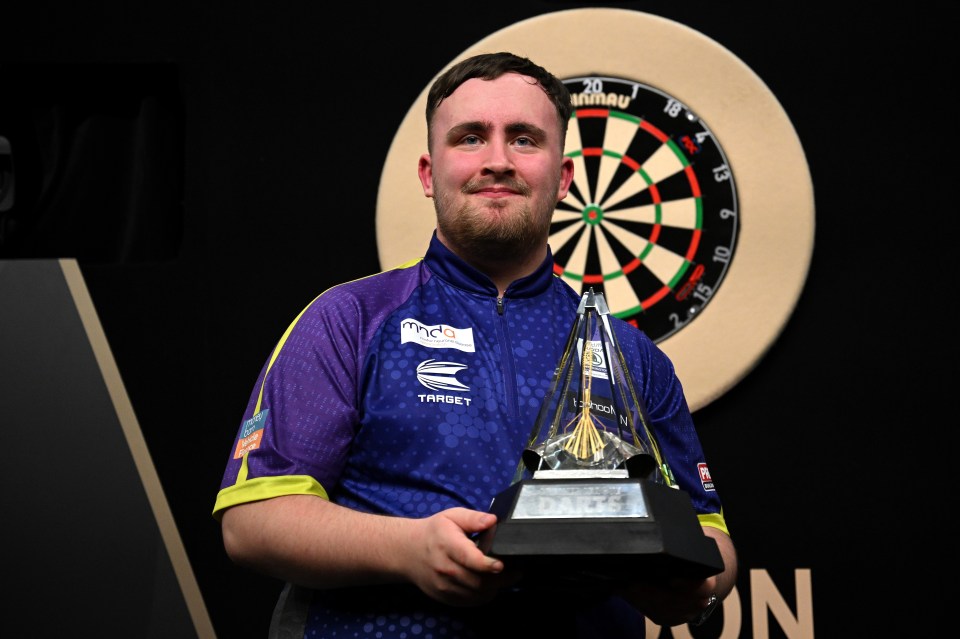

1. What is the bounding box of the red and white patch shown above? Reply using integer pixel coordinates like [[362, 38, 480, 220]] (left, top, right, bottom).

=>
[[698, 463, 716, 491]]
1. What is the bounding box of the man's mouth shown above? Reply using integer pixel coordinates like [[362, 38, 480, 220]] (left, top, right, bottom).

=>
[[463, 179, 530, 197]]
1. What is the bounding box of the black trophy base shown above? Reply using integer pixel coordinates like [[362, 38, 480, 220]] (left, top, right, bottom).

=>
[[477, 477, 723, 586]]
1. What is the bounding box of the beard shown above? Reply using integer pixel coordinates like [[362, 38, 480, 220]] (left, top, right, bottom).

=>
[[434, 177, 555, 263]]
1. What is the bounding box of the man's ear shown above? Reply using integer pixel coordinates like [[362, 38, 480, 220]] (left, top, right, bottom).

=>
[[418, 153, 434, 198], [557, 156, 574, 201]]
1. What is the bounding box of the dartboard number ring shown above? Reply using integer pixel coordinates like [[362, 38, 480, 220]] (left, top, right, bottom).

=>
[[551, 75, 739, 343]]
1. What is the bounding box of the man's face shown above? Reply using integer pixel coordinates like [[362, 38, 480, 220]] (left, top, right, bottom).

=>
[[418, 73, 574, 262]]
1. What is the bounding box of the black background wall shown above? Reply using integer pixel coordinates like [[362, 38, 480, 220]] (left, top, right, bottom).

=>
[[1, 2, 951, 637]]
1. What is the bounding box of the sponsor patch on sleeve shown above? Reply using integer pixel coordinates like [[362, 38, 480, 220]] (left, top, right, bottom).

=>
[[233, 409, 269, 459], [698, 462, 716, 491]]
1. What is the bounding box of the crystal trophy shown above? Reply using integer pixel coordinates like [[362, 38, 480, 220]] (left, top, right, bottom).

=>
[[478, 289, 723, 585]]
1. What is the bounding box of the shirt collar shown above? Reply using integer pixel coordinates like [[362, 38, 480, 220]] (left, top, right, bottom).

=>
[[424, 231, 556, 298]]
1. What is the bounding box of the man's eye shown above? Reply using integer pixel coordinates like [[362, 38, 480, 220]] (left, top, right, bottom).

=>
[[514, 137, 533, 147], [462, 135, 482, 145]]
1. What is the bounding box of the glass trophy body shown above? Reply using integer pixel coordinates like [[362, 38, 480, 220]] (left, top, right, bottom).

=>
[[478, 289, 723, 586]]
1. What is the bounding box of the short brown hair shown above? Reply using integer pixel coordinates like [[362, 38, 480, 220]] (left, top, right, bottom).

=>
[[425, 52, 572, 150]]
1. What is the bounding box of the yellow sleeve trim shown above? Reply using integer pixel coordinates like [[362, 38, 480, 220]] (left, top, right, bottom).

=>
[[211, 474, 329, 521], [697, 509, 730, 537]]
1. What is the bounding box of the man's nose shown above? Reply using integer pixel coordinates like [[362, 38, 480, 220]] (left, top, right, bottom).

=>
[[482, 142, 515, 174]]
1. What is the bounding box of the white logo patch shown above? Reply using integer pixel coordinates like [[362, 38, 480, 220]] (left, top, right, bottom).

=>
[[416, 359, 470, 392], [400, 318, 475, 352]]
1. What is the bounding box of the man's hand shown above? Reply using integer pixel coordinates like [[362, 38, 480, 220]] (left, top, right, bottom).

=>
[[615, 526, 736, 626], [617, 575, 718, 627], [403, 508, 520, 606]]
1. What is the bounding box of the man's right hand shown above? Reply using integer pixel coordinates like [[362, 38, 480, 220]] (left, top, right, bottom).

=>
[[403, 507, 520, 606]]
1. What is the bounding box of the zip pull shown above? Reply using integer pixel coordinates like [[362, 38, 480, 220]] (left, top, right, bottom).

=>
[[497, 297, 505, 315]]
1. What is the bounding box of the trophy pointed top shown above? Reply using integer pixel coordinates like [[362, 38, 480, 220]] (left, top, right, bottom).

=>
[[576, 287, 611, 316]]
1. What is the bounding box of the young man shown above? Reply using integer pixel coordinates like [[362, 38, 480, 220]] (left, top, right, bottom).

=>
[[213, 51, 737, 638]]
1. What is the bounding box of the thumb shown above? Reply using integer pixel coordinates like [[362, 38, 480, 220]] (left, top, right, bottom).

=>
[[443, 507, 498, 535]]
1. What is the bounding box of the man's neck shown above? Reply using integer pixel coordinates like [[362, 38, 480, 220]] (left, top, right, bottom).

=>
[[436, 230, 547, 297]]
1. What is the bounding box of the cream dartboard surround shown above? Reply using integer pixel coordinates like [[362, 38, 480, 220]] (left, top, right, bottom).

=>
[[376, 8, 814, 412]]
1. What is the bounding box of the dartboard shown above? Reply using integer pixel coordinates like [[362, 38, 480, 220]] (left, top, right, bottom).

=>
[[553, 76, 738, 343]]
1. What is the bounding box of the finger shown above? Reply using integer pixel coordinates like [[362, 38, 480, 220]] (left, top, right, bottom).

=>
[[453, 537, 504, 574], [443, 507, 498, 535], [436, 509, 503, 573]]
